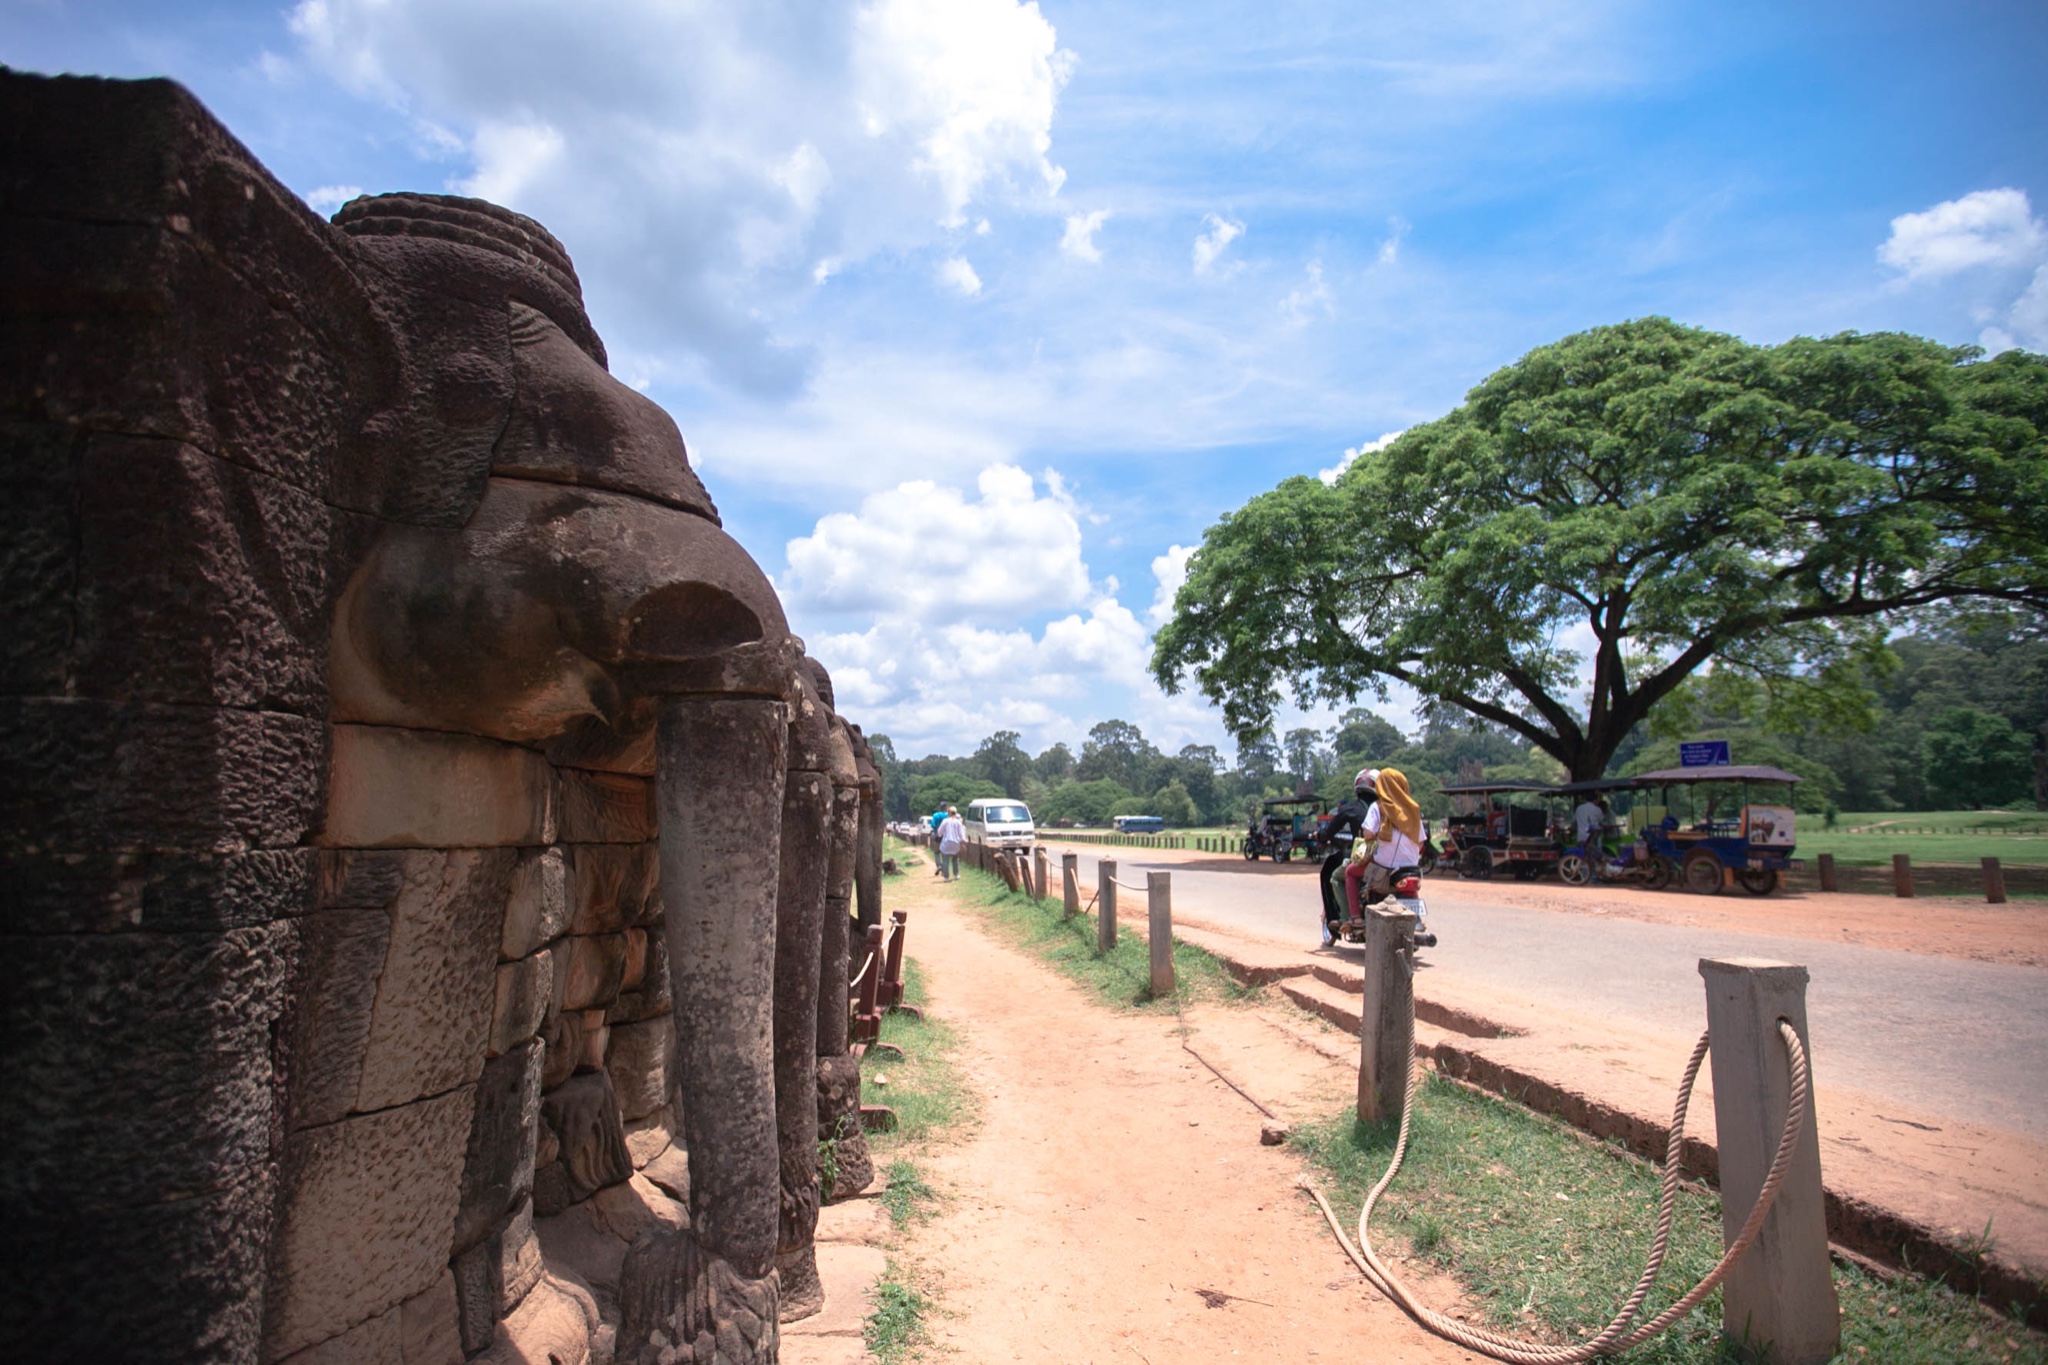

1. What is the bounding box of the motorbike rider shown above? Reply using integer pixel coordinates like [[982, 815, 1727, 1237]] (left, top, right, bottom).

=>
[[1320, 769, 1378, 945], [1344, 766, 1424, 921]]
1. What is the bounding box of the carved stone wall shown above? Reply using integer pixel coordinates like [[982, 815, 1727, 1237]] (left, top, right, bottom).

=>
[[2, 70, 876, 1365]]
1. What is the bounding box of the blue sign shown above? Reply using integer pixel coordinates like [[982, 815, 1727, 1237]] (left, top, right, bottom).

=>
[[1680, 740, 1731, 768]]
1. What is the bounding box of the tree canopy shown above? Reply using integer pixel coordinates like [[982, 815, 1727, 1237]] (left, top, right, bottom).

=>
[[1152, 320, 2048, 780]]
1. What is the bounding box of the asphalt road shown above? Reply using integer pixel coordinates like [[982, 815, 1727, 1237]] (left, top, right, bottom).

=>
[[1054, 845, 2048, 1137]]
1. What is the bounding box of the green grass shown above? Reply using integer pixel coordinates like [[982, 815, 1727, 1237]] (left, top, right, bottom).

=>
[[863, 1273, 931, 1363], [876, 1157, 940, 1230], [1295, 1076, 2045, 1363], [945, 865, 1254, 1010], [860, 959, 971, 1144]]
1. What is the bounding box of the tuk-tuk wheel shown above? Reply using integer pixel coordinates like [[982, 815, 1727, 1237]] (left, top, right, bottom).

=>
[[1681, 851, 1723, 895], [1461, 847, 1493, 880], [1735, 868, 1779, 896], [1644, 856, 1675, 891], [1557, 852, 1591, 886], [1272, 845, 1292, 863], [1241, 838, 1258, 861]]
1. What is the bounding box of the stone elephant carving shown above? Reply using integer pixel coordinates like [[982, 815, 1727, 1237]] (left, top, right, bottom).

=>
[[1, 70, 868, 1365]]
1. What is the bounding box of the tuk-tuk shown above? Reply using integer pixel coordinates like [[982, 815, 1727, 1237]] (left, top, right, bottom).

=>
[[1630, 765, 1802, 895], [1437, 781, 1562, 880], [1241, 794, 1327, 862], [1550, 777, 1674, 889]]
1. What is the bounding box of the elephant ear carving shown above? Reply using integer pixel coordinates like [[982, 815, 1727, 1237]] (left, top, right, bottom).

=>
[[625, 582, 764, 660]]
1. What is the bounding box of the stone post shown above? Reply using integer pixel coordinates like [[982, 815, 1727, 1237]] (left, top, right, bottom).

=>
[[1698, 959, 1839, 1364], [771, 764, 829, 1320], [1892, 853, 1913, 898], [1098, 859, 1118, 951], [1147, 872, 1174, 997], [1062, 852, 1080, 920], [1816, 853, 1836, 893], [655, 696, 787, 1361], [1357, 905, 1417, 1126], [1032, 846, 1049, 901], [1983, 857, 2007, 904]]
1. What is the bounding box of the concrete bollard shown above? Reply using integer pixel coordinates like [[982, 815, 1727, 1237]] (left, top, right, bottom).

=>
[[1033, 846, 1049, 901], [1147, 871, 1174, 997], [1098, 859, 1118, 951], [1698, 958, 1839, 1364], [1892, 853, 1913, 898], [1357, 905, 1417, 1126], [1062, 852, 1080, 920], [1816, 853, 1836, 893], [1984, 857, 2007, 904]]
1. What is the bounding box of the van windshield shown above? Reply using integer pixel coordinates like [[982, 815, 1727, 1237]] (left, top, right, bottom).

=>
[[981, 804, 1030, 824]]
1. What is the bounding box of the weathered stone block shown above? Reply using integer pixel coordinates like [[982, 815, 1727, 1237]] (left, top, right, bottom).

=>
[[555, 767, 655, 844], [621, 926, 649, 991], [452, 1199, 544, 1355], [0, 420, 83, 699], [275, 1304, 400, 1365], [287, 906, 392, 1131], [353, 848, 515, 1113], [2, 1158, 274, 1363], [455, 1041, 543, 1255], [563, 841, 660, 934], [72, 435, 332, 713], [3, 926, 288, 1208], [559, 932, 627, 1012], [317, 848, 409, 909], [608, 935, 672, 1025], [0, 697, 322, 854], [501, 845, 568, 960], [541, 1007, 584, 1092], [320, 724, 552, 850], [268, 1089, 475, 1359], [0, 845, 314, 935], [399, 1271, 463, 1365], [606, 1017, 673, 1123], [471, 1273, 597, 1365], [489, 948, 554, 1059]]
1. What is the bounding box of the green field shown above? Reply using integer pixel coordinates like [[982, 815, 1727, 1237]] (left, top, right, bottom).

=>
[[1797, 810, 2048, 867]]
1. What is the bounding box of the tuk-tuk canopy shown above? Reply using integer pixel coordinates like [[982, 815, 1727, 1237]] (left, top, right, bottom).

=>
[[1549, 778, 1640, 795], [1261, 794, 1324, 809], [1438, 780, 1552, 796], [1631, 766, 1803, 785]]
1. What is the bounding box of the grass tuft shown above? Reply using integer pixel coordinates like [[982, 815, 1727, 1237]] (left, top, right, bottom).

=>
[[945, 865, 1255, 1010], [863, 1272, 930, 1362], [878, 1157, 939, 1230], [1293, 1074, 2045, 1363]]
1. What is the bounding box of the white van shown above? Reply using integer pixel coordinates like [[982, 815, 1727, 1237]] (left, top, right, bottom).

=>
[[964, 798, 1035, 851]]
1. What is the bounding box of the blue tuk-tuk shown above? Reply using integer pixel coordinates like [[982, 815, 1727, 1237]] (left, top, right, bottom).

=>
[[1630, 765, 1803, 896]]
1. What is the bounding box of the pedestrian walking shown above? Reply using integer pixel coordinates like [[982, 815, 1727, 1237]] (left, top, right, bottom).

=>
[[936, 805, 965, 881]]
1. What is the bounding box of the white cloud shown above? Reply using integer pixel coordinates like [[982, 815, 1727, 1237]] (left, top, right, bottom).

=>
[[1879, 188, 2045, 281], [1147, 544, 1194, 627], [1192, 213, 1243, 275], [1377, 215, 1410, 265], [289, 0, 1071, 395], [1982, 264, 2048, 354], [1281, 259, 1335, 326], [1317, 430, 1405, 485], [939, 255, 984, 296], [1059, 208, 1111, 262], [303, 183, 364, 215]]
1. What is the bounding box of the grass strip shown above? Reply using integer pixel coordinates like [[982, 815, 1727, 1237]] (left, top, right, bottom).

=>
[[859, 958, 970, 1145], [863, 1275, 931, 1363], [943, 864, 1253, 1010], [1295, 1075, 2044, 1364]]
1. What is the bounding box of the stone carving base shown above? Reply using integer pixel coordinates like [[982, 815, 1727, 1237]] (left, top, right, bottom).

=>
[[816, 1055, 873, 1200], [616, 1229, 779, 1365], [773, 1246, 823, 1323]]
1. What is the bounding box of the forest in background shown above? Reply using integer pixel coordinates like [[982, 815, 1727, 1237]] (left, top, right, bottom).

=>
[[873, 612, 2047, 826]]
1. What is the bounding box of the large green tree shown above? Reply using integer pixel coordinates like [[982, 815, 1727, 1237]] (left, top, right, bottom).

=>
[[1153, 321, 2048, 781]]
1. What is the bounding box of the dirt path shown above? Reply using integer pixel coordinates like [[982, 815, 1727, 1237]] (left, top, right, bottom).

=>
[[885, 872, 1480, 1365]]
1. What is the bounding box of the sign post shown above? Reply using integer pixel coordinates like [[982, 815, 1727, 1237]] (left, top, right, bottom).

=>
[[1679, 739, 1732, 768]]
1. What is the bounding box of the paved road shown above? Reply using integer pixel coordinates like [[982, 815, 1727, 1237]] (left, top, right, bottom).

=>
[[1052, 845, 2048, 1137]]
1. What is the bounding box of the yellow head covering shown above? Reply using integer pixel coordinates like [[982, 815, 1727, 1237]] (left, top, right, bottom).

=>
[[1375, 767, 1423, 842]]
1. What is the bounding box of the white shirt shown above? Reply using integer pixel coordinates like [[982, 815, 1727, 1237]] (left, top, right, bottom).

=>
[[1574, 800, 1604, 846], [1363, 804, 1421, 868], [937, 816, 965, 855]]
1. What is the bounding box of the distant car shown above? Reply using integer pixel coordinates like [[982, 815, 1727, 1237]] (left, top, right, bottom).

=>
[[965, 798, 1036, 850]]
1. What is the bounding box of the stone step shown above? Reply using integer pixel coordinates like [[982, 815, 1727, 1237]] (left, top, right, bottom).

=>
[[1277, 974, 1362, 1035]]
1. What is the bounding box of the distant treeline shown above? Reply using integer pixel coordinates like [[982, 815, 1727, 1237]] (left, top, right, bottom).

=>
[[870, 615, 2047, 825]]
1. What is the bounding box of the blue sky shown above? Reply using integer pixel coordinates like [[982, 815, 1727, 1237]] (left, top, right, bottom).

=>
[[8, 0, 2045, 759]]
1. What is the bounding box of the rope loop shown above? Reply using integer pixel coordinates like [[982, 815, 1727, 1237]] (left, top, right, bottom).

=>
[[1303, 1016, 1811, 1363]]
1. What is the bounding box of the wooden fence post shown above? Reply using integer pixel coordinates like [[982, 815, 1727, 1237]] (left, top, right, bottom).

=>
[[1699, 958, 1839, 1364], [1148, 871, 1174, 997], [1098, 859, 1118, 951], [1357, 905, 1416, 1126], [1892, 853, 1913, 898], [1061, 852, 1080, 920], [1816, 853, 1836, 893], [1033, 846, 1049, 901], [1983, 857, 2007, 905]]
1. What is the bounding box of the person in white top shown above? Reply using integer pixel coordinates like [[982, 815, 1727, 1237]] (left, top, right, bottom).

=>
[[1573, 794, 1611, 851], [1343, 767, 1424, 919], [935, 806, 965, 881]]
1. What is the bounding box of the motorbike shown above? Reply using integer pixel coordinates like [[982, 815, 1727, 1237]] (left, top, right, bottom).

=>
[[1327, 863, 1438, 948], [1556, 839, 1673, 890]]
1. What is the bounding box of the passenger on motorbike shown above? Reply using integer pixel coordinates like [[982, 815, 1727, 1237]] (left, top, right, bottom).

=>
[[1344, 767, 1424, 921], [1320, 769, 1377, 945]]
